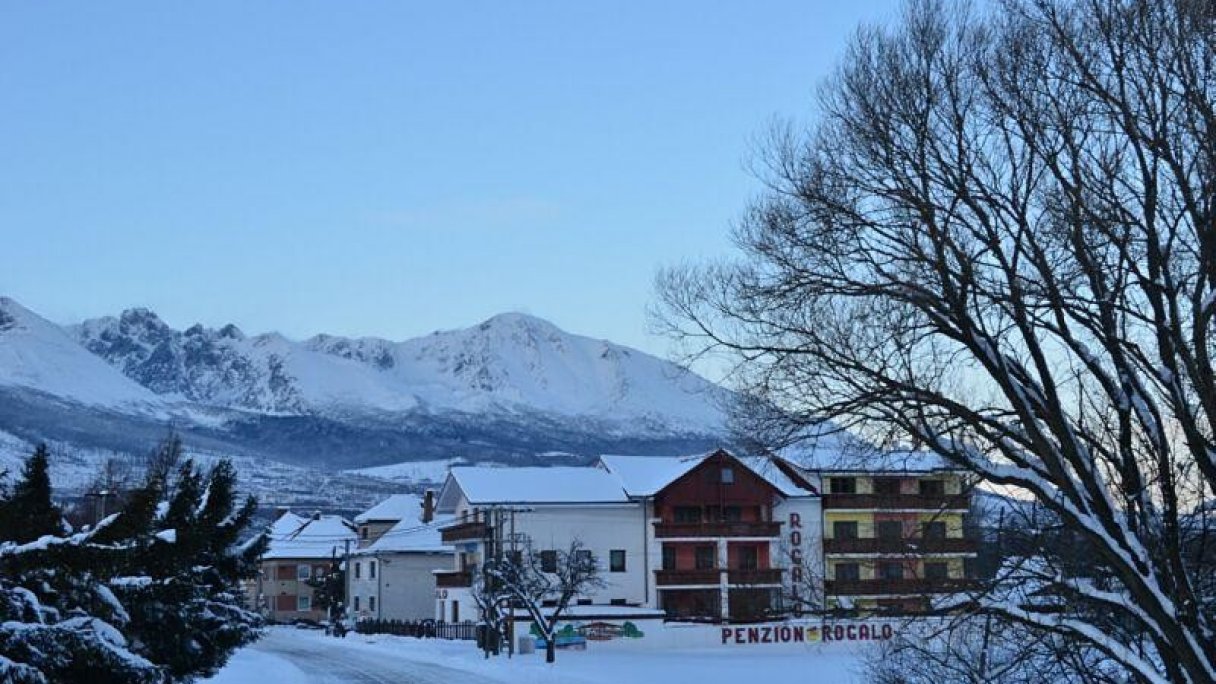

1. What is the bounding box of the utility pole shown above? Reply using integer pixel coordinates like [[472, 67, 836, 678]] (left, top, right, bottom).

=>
[[343, 539, 352, 631]]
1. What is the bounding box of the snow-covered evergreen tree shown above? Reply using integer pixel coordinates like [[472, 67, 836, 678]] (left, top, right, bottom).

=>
[[0, 437, 266, 683]]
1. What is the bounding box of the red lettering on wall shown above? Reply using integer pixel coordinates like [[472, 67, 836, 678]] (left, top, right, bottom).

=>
[[791, 530, 802, 546], [789, 513, 801, 528], [722, 628, 732, 644]]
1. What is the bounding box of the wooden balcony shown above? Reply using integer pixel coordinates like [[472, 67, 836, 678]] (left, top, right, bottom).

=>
[[726, 568, 783, 585], [439, 521, 490, 543], [654, 521, 781, 538], [821, 493, 970, 511], [823, 537, 979, 554], [655, 569, 722, 586], [434, 570, 473, 588], [825, 578, 979, 596]]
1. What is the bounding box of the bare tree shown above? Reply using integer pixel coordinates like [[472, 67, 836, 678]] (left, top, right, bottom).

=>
[[657, 0, 1216, 681], [484, 539, 604, 664]]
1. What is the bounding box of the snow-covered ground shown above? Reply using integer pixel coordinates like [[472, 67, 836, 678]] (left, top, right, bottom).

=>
[[209, 626, 872, 684]]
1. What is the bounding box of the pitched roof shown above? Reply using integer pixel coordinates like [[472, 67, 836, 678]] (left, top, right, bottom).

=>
[[598, 450, 817, 498], [354, 494, 421, 524], [356, 515, 455, 555], [263, 512, 357, 560], [784, 447, 959, 473], [447, 466, 630, 505]]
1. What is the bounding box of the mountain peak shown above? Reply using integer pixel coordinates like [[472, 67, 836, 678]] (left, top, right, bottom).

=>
[[476, 311, 561, 333]]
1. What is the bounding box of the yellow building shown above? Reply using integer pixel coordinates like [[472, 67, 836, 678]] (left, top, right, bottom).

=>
[[787, 452, 977, 613]]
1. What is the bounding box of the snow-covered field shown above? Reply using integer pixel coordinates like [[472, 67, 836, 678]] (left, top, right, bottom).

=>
[[209, 626, 872, 684]]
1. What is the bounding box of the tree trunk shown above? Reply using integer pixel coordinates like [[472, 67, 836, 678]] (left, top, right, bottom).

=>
[[545, 638, 556, 664]]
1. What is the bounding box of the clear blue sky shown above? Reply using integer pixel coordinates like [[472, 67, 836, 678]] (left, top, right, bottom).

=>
[[0, 1, 902, 359]]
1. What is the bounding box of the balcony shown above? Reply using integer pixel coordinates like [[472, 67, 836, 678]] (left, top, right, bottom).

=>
[[823, 537, 979, 554], [439, 521, 490, 543], [726, 568, 783, 585], [434, 570, 473, 588], [654, 521, 781, 538], [824, 577, 979, 596], [821, 493, 970, 510], [655, 569, 722, 586]]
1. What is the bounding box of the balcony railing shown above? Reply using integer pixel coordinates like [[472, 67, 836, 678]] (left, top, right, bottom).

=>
[[653, 521, 782, 538], [823, 537, 979, 554], [821, 493, 970, 510], [434, 570, 473, 588], [439, 521, 490, 543], [655, 569, 722, 586], [726, 568, 783, 585], [824, 578, 979, 596]]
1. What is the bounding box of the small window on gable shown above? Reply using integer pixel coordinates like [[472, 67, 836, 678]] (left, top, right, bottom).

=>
[[720, 467, 735, 484], [361, 526, 369, 540]]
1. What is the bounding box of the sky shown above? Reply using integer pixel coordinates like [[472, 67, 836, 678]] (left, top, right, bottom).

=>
[[0, 1, 903, 361]]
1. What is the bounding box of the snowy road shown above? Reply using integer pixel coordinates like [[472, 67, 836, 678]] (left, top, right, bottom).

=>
[[211, 629, 504, 684]]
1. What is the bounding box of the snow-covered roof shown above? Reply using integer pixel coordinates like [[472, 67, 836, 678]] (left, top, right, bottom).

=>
[[785, 447, 959, 473], [263, 512, 357, 560], [597, 454, 706, 497], [447, 466, 630, 505], [354, 494, 421, 524], [598, 451, 816, 498], [355, 515, 456, 555]]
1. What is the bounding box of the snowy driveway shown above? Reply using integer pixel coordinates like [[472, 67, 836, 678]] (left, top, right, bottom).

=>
[[209, 629, 503, 684]]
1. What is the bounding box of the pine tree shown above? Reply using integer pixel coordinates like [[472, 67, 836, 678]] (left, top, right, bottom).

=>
[[0, 444, 64, 544], [0, 436, 266, 683]]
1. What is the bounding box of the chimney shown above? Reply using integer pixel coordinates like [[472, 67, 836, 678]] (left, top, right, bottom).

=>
[[421, 490, 436, 523], [312, 510, 322, 521]]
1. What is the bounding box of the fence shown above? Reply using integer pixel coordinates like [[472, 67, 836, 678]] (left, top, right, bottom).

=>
[[355, 618, 479, 640]]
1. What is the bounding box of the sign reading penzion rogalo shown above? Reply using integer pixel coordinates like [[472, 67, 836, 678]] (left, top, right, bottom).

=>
[[721, 622, 896, 645]]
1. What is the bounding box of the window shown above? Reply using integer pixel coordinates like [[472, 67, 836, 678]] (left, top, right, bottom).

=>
[[369, 596, 376, 612], [722, 506, 742, 522], [720, 467, 735, 484], [835, 563, 860, 581], [360, 526, 369, 540], [924, 562, 949, 580], [737, 546, 759, 571], [662, 546, 676, 571], [833, 521, 859, 540], [540, 550, 557, 573], [922, 521, 947, 540], [577, 598, 593, 606], [296, 564, 310, 581], [876, 521, 903, 540], [694, 546, 716, 570], [878, 562, 905, 580], [575, 549, 593, 568], [353, 596, 360, 611], [919, 480, 945, 496], [830, 478, 857, 494], [610, 550, 626, 573], [297, 595, 311, 612], [451, 600, 459, 622], [354, 562, 361, 580], [610, 598, 628, 606], [369, 561, 376, 579], [873, 478, 901, 495], [674, 506, 702, 523]]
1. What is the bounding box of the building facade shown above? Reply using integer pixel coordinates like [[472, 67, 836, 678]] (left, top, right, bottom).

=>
[[802, 456, 978, 613], [256, 511, 357, 623]]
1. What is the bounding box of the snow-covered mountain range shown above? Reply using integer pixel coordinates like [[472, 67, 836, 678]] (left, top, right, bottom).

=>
[[0, 297, 732, 475]]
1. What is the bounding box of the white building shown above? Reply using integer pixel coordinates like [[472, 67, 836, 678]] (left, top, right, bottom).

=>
[[348, 492, 455, 622], [432, 449, 822, 623]]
